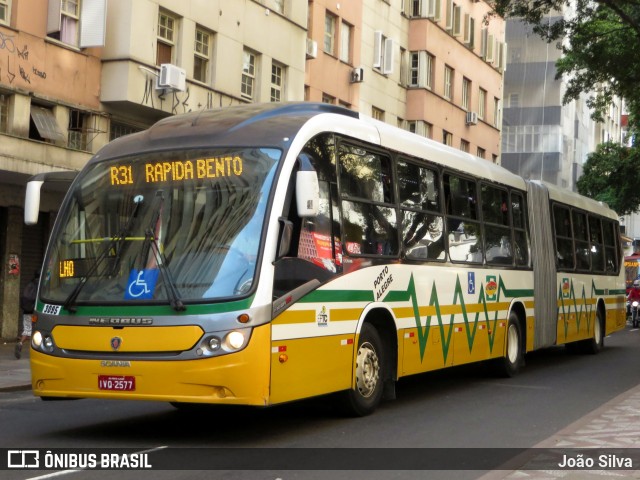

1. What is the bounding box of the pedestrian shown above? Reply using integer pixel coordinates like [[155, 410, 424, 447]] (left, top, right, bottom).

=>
[[15, 270, 39, 359]]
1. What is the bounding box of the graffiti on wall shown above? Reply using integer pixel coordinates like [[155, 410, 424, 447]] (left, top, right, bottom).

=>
[[0, 30, 47, 87]]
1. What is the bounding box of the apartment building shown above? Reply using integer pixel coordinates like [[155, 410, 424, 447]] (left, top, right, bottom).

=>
[[501, 16, 623, 190], [0, 0, 505, 338], [306, 0, 506, 161], [0, 0, 307, 338]]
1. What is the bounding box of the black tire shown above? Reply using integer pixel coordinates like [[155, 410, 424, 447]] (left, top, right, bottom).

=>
[[580, 309, 605, 354], [494, 312, 523, 377], [342, 323, 385, 416]]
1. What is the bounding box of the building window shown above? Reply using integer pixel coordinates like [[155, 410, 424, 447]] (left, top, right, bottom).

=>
[[509, 93, 519, 108], [460, 139, 469, 153], [444, 65, 453, 100], [68, 109, 90, 151], [478, 88, 486, 119], [110, 121, 142, 141], [271, 62, 285, 102], [194, 27, 211, 83], [494, 97, 501, 128], [322, 93, 336, 104], [29, 105, 64, 144], [477, 147, 485, 159], [0, 0, 10, 25], [462, 77, 471, 110], [372, 107, 385, 121], [340, 21, 352, 63], [273, 0, 284, 14], [157, 10, 176, 66], [0, 93, 8, 133], [47, 0, 80, 46], [324, 11, 337, 55], [443, 130, 452, 146], [241, 50, 257, 100], [408, 51, 434, 89], [373, 31, 395, 74]]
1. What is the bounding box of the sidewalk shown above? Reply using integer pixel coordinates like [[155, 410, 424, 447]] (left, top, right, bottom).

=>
[[0, 340, 639, 478], [0, 339, 31, 392]]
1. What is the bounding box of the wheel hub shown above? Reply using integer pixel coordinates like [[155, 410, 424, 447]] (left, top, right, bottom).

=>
[[355, 342, 380, 398]]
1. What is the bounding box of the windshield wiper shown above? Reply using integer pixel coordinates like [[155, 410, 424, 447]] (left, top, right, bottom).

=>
[[63, 195, 144, 313], [145, 191, 186, 312]]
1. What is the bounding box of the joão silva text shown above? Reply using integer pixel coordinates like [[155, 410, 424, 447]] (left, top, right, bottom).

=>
[[558, 454, 633, 469]]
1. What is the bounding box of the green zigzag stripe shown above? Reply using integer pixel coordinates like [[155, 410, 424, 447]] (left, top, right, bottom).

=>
[[399, 274, 531, 362], [301, 273, 534, 363], [557, 279, 603, 338]]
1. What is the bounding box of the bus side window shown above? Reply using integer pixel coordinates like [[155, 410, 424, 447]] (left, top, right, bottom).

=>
[[445, 173, 482, 263], [553, 204, 575, 270]]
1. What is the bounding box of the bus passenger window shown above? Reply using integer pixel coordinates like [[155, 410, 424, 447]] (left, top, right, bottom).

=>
[[553, 204, 575, 270], [342, 201, 398, 256], [447, 219, 483, 263], [398, 160, 444, 260], [511, 192, 529, 266], [602, 220, 619, 274], [573, 211, 590, 271], [589, 216, 605, 273]]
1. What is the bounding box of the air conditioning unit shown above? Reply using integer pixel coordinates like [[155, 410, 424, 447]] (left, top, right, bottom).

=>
[[156, 64, 186, 91], [465, 111, 478, 125], [350, 67, 364, 83], [306, 38, 318, 59]]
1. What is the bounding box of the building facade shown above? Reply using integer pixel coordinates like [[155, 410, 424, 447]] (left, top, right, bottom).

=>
[[306, 0, 506, 162], [0, 0, 505, 338], [501, 16, 623, 190]]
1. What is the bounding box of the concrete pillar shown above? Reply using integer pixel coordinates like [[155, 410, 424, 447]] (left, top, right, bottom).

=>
[[8, 93, 30, 137], [0, 206, 24, 340]]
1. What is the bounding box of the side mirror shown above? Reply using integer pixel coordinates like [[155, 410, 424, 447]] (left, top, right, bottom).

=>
[[295, 154, 319, 218], [24, 171, 78, 225], [24, 180, 44, 225]]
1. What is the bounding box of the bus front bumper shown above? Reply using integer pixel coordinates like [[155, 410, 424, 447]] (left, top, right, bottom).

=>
[[30, 324, 271, 406]]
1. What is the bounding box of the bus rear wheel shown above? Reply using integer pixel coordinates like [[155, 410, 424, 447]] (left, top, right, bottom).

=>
[[494, 313, 522, 377], [580, 309, 605, 354], [342, 323, 385, 416]]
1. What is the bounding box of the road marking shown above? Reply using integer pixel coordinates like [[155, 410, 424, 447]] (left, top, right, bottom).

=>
[[25, 446, 168, 480]]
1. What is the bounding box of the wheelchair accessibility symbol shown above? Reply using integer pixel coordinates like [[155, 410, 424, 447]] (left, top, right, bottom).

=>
[[125, 269, 159, 300]]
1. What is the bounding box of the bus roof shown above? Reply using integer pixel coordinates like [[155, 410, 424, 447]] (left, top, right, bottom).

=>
[[535, 180, 619, 220], [93, 102, 359, 162], [92, 102, 618, 220]]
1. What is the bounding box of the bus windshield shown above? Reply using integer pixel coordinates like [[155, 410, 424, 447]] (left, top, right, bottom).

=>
[[41, 147, 280, 306]]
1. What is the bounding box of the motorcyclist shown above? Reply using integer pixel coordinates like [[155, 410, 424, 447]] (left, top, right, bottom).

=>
[[628, 280, 640, 327]]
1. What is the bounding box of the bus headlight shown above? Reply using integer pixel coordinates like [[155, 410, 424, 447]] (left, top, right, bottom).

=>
[[42, 335, 55, 353], [32, 331, 43, 348], [226, 331, 245, 350], [208, 336, 221, 351]]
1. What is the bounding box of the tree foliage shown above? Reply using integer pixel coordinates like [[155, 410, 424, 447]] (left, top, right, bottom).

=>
[[490, 1, 640, 127], [490, 1, 640, 212], [576, 142, 640, 214]]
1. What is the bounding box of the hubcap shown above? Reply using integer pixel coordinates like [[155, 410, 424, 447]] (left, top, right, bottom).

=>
[[355, 341, 380, 398]]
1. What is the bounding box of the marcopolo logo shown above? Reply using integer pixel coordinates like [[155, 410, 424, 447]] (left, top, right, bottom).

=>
[[7, 450, 40, 468]]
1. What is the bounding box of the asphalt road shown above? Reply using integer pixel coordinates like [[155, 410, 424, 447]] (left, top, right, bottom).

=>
[[2, 326, 640, 480]]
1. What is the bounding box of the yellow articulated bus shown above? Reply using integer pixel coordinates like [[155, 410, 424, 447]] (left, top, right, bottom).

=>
[[24, 102, 626, 416]]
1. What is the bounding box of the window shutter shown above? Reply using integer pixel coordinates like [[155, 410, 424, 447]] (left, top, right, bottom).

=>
[[80, 0, 107, 47], [47, 0, 62, 33], [452, 5, 462, 36], [486, 33, 494, 62], [383, 38, 395, 75], [418, 51, 427, 87], [373, 31, 383, 68], [419, 0, 428, 18]]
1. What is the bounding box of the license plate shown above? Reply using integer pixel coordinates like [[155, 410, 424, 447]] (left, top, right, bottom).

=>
[[98, 375, 135, 391]]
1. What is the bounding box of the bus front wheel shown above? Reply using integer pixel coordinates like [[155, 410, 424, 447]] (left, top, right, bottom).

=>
[[342, 323, 385, 416]]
